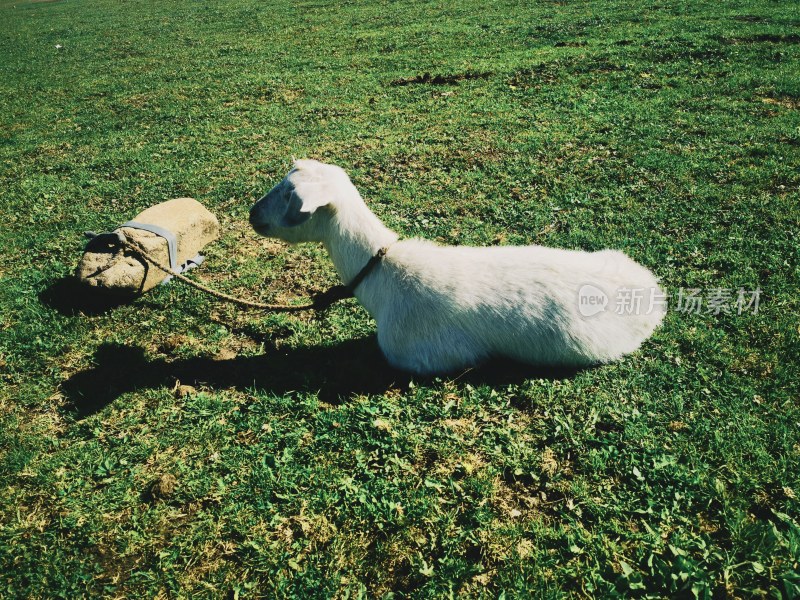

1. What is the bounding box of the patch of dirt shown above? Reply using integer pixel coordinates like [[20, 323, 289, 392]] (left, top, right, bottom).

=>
[[173, 383, 197, 399], [491, 476, 543, 524], [721, 33, 800, 45], [541, 447, 559, 477], [761, 96, 800, 110], [121, 93, 151, 109], [390, 71, 493, 86], [442, 417, 479, 436], [144, 473, 178, 502], [158, 334, 196, 355], [731, 15, 772, 23], [214, 347, 238, 361], [274, 512, 338, 552]]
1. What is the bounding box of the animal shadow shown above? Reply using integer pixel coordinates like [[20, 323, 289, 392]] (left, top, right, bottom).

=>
[[61, 338, 402, 417], [61, 339, 582, 419]]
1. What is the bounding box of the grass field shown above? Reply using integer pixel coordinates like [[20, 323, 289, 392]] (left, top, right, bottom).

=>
[[1, 0, 799, 596]]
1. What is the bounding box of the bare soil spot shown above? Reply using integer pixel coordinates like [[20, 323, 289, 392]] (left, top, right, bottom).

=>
[[390, 71, 493, 86], [761, 96, 800, 110]]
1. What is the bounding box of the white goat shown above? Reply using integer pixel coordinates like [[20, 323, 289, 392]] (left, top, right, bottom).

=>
[[249, 159, 665, 375]]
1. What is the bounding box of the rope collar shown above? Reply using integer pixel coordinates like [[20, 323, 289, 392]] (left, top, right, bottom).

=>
[[310, 246, 390, 310], [348, 246, 389, 292]]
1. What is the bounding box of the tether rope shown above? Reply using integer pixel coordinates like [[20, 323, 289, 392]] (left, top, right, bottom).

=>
[[118, 237, 387, 312]]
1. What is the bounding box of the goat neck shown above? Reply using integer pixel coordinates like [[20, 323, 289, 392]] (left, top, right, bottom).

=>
[[322, 191, 399, 287]]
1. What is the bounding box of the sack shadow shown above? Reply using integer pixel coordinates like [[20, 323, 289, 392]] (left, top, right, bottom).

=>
[[39, 276, 133, 316], [60, 339, 583, 419]]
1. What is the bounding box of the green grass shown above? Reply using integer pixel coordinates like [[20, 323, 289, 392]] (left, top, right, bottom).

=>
[[1, 0, 799, 596]]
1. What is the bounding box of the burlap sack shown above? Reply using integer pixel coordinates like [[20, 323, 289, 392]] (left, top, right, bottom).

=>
[[76, 198, 219, 295]]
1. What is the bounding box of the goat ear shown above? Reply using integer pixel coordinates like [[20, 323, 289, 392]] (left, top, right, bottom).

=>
[[293, 158, 318, 171], [279, 187, 329, 228]]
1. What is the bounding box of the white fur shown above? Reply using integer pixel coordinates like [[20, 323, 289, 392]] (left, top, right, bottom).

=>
[[250, 159, 665, 375]]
